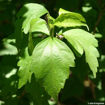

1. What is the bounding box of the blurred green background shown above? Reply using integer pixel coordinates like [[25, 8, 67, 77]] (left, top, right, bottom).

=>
[[0, 0, 105, 105]]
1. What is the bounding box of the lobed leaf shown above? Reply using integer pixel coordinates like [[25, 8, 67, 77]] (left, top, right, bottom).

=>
[[30, 37, 75, 99], [63, 29, 99, 77], [17, 3, 48, 34], [18, 48, 32, 88]]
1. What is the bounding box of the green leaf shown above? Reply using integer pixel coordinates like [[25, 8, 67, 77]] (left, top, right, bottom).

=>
[[28, 33, 34, 55], [0, 39, 18, 56], [59, 8, 70, 15], [18, 48, 32, 88], [30, 37, 75, 99], [26, 76, 49, 105], [54, 8, 88, 28], [47, 14, 55, 29], [14, 19, 25, 49], [30, 18, 50, 35], [63, 34, 84, 56], [63, 29, 99, 77], [94, 33, 102, 38], [17, 3, 48, 34]]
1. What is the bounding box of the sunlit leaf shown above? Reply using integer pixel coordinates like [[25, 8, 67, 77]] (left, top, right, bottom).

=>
[[54, 8, 87, 28], [63, 29, 99, 77], [17, 3, 48, 34], [30, 18, 49, 35], [30, 37, 75, 99]]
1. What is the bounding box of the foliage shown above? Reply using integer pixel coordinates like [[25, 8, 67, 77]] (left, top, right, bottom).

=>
[[0, 0, 105, 105]]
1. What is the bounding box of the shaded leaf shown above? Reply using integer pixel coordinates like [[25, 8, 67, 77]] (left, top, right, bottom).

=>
[[18, 48, 32, 88], [47, 14, 55, 29], [26, 76, 50, 105], [0, 39, 18, 56]]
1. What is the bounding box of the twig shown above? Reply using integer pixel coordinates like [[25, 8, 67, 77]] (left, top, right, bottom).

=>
[[84, 77, 96, 99], [93, 11, 103, 34], [93, 0, 105, 34]]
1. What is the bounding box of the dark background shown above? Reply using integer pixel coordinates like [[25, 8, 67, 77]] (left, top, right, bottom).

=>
[[0, 0, 105, 105]]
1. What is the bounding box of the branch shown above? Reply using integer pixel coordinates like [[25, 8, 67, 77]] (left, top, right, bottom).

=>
[[93, 11, 103, 34], [93, 0, 105, 33]]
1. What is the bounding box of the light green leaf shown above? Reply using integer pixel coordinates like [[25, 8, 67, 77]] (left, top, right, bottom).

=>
[[54, 9, 88, 28], [0, 39, 18, 56], [30, 37, 75, 99], [18, 48, 32, 88], [30, 18, 50, 35], [47, 14, 55, 29], [63, 29, 99, 77], [94, 33, 102, 38], [59, 8, 70, 15], [17, 3, 48, 34]]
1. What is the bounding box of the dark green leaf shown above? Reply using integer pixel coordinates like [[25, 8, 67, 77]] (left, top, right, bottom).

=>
[[26, 76, 50, 105]]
